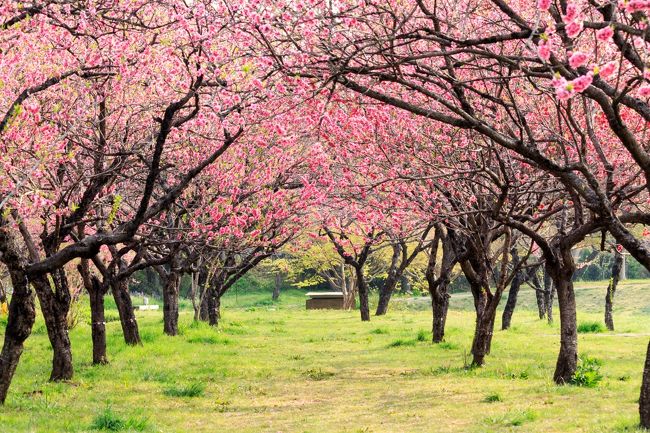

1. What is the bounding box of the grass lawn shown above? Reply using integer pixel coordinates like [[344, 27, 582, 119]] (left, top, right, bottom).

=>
[[0, 280, 649, 432]]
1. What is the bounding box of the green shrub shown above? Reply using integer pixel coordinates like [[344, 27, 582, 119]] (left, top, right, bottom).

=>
[[370, 327, 389, 335], [577, 321, 605, 333], [571, 355, 604, 387], [163, 383, 205, 397], [387, 338, 416, 348], [437, 341, 459, 350], [90, 408, 148, 431], [416, 330, 429, 342], [483, 393, 502, 403]]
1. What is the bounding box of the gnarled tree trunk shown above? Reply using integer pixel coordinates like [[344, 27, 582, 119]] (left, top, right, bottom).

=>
[[376, 244, 401, 316], [162, 270, 180, 336], [640, 340, 650, 429], [550, 249, 578, 384], [32, 272, 73, 382], [272, 272, 282, 301], [605, 250, 623, 331], [111, 278, 141, 345], [543, 267, 554, 324], [78, 260, 108, 365], [0, 221, 36, 404], [501, 274, 522, 331], [207, 289, 222, 327], [356, 266, 370, 321]]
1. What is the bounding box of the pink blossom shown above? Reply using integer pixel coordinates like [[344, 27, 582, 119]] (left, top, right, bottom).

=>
[[638, 85, 650, 97], [564, 3, 578, 21], [565, 20, 583, 38], [596, 26, 614, 41], [569, 51, 588, 68], [551, 74, 567, 88], [537, 43, 550, 61], [616, 244, 624, 253], [537, 0, 552, 11], [597, 61, 617, 79], [556, 86, 574, 100], [625, 0, 650, 13], [571, 73, 593, 92]]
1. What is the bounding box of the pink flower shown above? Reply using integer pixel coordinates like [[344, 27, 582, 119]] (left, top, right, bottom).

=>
[[569, 51, 588, 68], [565, 20, 583, 38], [596, 26, 614, 41], [571, 73, 593, 92], [551, 74, 567, 88], [538, 0, 552, 11], [625, 0, 650, 13], [564, 3, 578, 21], [556, 86, 574, 100], [538, 43, 551, 61], [616, 244, 624, 253], [638, 85, 650, 97], [598, 61, 617, 79]]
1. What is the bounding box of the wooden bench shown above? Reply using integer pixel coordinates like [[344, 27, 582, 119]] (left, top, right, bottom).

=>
[[305, 292, 345, 310]]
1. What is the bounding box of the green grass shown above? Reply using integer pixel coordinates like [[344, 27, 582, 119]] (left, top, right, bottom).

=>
[[578, 321, 606, 333], [0, 281, 649, 432], [163, 383, 205, 398], [90, 408, 148, 431]]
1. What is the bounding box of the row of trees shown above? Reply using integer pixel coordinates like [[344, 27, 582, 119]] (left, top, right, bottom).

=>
[[2, 0, 650, 429]]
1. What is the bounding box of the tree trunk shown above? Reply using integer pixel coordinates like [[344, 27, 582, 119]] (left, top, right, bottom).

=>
[[162, 271, 180, 336], [501, 270, 523, 330], [551, 251, 578, 384], [88, 280, 108, 365], [640, 340, 650, 428], [199, 294, 209, 321], [0, 275, 36, 404], [529, 271, 546, 320], [272, 272, 282, 301], [375, 273, 399, 316], [32, 275, 73, 382], [430, 283, 450, 343], [471, 304, 497, 367], [605, 251, 623, 331], [207, 289, 222, 327], [111, 279, 141, 345], [356, 267, 370, 321], [469, 277, 497, 367], [544, 267, 554, 324]]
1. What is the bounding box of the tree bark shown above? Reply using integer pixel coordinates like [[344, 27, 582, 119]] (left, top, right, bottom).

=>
[[375, 273, 399, 316], [88, 280, 108, 364], [207, 289, 221, 327], [356, 266, 370, 321], [431, 283, 450, 343], [162, 271, 180, 336], [605, 251, 623, 331], [78, 261, 108, 365], [543, 267, 554, 324], [111, 278, 141, 345], [0, 272, 35, 404], [375, 244, 401, 316], [471, 303, 497, 367], [32, 274, 73, 382], [640, 340, 650, 429], [272, 272, 282, 301], [550, 250, 578, 384], [501, 270, 523, 330], [532, 271, 546, 320]]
